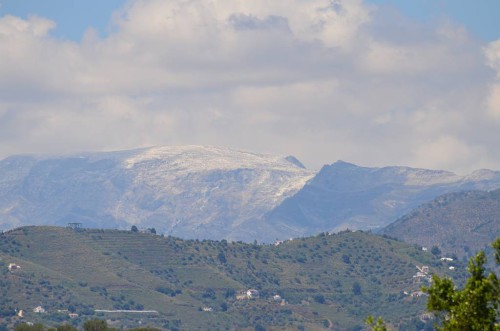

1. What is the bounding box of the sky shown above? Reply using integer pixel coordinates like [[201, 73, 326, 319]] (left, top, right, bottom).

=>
[[0, 0, 499, 173]]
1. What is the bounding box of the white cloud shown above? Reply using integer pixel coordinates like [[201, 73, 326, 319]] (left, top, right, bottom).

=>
[[485, 40, 500, 119], [0, 0, 499, 173]]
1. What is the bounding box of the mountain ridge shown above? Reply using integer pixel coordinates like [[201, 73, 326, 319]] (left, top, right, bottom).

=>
[[381, 189, 500, 258], [262, 161, 500, 241], [0, 145, 314, 241], [2, 145, 500, 242]]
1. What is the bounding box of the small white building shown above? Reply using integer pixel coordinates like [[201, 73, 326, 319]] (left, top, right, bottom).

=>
[[8, 263, 21, 272], [33, 306, 46, 313], [202, 307, 213, 312], [441, 257, 454, 262], [246, 289, 260, 299], [449, 266, 455, 271]]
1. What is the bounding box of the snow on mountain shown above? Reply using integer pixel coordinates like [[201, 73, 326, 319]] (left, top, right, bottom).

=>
[[2, 146, 500, 242], [262, 161, 500, 242], [0, 146, 314, 240]]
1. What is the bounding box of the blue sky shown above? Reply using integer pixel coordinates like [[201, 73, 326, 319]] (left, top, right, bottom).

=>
[[0, 0, 500, 172], [1, 0, 499, 41], [0, 0, 124, 40], [369, 0, 500, 41]]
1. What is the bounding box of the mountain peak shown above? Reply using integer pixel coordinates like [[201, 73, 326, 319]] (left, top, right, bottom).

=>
[[284, 155, 306, 169], [331, 160, 358, 167]]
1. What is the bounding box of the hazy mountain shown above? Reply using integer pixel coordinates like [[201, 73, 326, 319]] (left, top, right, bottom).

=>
[[2, 146, 500, 243], [262, 161, 500, 241], [0, 146, 314, 240], [381, 189, 500, 258]]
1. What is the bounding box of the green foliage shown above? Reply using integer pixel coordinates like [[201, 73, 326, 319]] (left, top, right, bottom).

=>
[[83, 320, 108, 331], [15, 324, 46, 331], [130, 225, 139, 233], [365, 316, 391, 331], [56, 326, 78, 331], [423, 239, 500, 331], [431, 245, 441, 256], [13, 321, 158, 331], [0, 226, 461, 330], [493, 238, 500, 264], [352, 282, 362, 296]]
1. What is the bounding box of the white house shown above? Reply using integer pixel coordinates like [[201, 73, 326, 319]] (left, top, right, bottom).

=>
[[8, 263, 21, 272], [33, 306, 46, 313], [246, 289, 260, 299]]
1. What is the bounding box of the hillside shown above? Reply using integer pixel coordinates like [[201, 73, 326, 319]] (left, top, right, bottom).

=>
[[0, 146, 313, 241], [382, 189, 500, 259], [0, 226, 464, 330], [262, 161, 500, 241]]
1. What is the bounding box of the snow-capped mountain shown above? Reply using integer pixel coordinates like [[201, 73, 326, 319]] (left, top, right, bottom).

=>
[[262, 161, 500, 241], [0, 146, 314, 240], [2, 147, 500, 242]]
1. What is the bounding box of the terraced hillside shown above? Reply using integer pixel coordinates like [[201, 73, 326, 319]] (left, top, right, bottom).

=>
[[382, 189, 500, 259], [0, 227, 465, 330]]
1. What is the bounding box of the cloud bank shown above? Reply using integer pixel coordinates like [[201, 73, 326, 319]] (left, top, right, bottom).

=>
[[0, 0, 499, 173]]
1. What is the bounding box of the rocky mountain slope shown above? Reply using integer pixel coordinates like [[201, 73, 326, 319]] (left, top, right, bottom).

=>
[[262, 161, 500, 241], [1, 146, 500, 242], [381, 189, 500, 258], [0, 146, 314, 241]]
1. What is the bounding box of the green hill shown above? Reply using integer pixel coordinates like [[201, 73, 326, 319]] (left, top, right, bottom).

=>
[[382, 189, 500, 260], [0, 226, 465, 330]]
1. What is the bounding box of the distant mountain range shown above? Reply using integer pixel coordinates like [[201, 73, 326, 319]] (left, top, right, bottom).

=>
[[1, 146, 500, 242], [262, 161, 500, 241], [382, 189, 500, 259]]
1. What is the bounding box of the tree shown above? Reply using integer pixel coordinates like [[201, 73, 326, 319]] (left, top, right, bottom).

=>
[[15, 324, 45, 331], [431, 245, 441, 256], [423, 238, 499, 331], [494, 238, 500, 264], [83, 320, 108, 331], [217, 251, 227, 263], [352, 282, 362, 296], [56, 326, 78, 331], [366, 238, 500, 331], [131, 225, 139, 233], [365, 316, 390, 331]]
